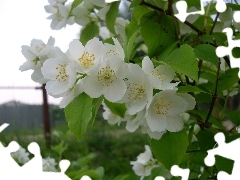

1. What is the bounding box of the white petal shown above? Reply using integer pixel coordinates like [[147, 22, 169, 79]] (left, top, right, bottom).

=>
[[41, 58, 60, 79], [83, 74, 103, 98], [142, 56, 154, 74], [177, 93, 196, 111], [21, 45, 36, 60], [146, 109, 167, 132], [59, 91, 75, 108], [103, 79, 127, 102], [165, 115, 184, 132], [147, 129, 166, 140], [46, 80, 69, 96], [85, 37, 106, 58], [126, 97, 147, 115], [19, 61, 35, 71], [31, 69, 48, 84], [47, 36, 55, 46]]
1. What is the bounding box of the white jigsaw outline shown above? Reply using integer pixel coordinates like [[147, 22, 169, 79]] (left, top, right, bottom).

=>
[[216, 24, 240, 78], [154, 165, 190, 180], [174, 0, 227, 22], [204, 132, 240, 179], [0, 124, 92, 180]]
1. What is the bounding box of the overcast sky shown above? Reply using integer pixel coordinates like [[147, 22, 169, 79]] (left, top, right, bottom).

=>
[[0, 0, 80, 105]]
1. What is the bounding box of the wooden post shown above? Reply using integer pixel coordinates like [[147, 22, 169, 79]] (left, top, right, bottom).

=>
[[42, 84, 51, 148]]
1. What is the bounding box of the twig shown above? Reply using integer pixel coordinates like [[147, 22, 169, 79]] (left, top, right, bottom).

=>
[[184, 21, 203, 34], [140, 1, 165, 14], [205, 58, 221, 125], [210, 12, 220, 35]]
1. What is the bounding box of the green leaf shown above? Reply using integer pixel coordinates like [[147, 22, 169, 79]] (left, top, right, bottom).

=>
[[177, 85, 207, 93], [125, 16, 139, 40], [129, 0, 142, 8], [133, 5, 152, 23], [199, 34, 226, 46], [196, 129, 215, 151], [218, 68, 239, 92], [158, 41, 178, 62], [106, 1, 120, 34], [215, 155, 234, 174], [140, 12, 176, 57], [65, 93, 93, 141], [104, 99, 127, 118], [92, 96, 103, 121], [80, 23, 99, 45], [226, 111, 240, 126], [71, 0, 83, 10], [125, 31, 139, 61], [164, 44, 198, 82], [194, 44, 219, 67], [146, 0, 168, 10], [124, 17, 140, 61], [151, 129, 188, 169]]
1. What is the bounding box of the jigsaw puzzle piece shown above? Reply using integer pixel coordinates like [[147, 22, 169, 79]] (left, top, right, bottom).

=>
[[0, 123, 9, 133], [154, 176, 165, 180], [20, 142, 42, 173], [170, 165, 190, 180], [0, 140, 21, 178], [216, 28, 240, 77], [174, 0, 227, 22]]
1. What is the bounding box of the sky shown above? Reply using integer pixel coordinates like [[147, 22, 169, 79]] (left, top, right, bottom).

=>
[[0, 0, 80, 105]]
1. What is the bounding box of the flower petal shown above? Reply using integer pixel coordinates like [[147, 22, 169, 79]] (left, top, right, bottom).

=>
[[83, 75, 103, 98], [142, 56, 154, 74], [166, 115, 184, 132], [103, 79, 127, 102]]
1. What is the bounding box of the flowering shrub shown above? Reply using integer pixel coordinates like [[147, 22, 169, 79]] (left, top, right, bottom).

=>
[[20, 0, 240, 179]]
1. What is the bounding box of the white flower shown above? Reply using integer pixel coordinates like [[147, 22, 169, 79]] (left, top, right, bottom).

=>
[[146, 90, 189, 132], [83, 56, 127, 102], [102, 102, 125, 125], [59, 79, 84, 108], [72, 2, 93, 26], [20, 37, 55, 84], [42, 157, 57, 172], [11, 146, 30, 165], [120, 63, 153, 115], [46, 3, 74, 30], [41, 49, 77, 97], [130, 145, 158, 180], [141, 120, 167, 140], [68, 38, 106, 73], [99, 17, 129, 44], [97, 4, 110, 20], [142, 56, 179, 90], [125, 109, 146, 132], [104, 37, 125, 59]]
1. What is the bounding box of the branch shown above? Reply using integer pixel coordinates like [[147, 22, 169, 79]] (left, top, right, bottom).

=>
[[210, 12, 220, 35], [205, 58, 221, 125], [140, 1, 165, 14], [166, 0, 173, 15], [184, 21, 203, 34]]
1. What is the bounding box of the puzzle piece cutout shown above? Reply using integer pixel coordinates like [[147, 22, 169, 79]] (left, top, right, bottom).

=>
[[174, 0, 227, 22], [204, 132, 240, 179], [154, 165, 190, 180], [0, 124, 92, 180], [216, 13, 240, 78]]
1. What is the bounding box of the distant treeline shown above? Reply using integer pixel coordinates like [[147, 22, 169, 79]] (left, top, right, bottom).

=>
[[0, 101, 65, 130]]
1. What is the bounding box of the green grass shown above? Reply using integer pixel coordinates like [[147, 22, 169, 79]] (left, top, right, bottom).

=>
[[0, 115, 148, 179]]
